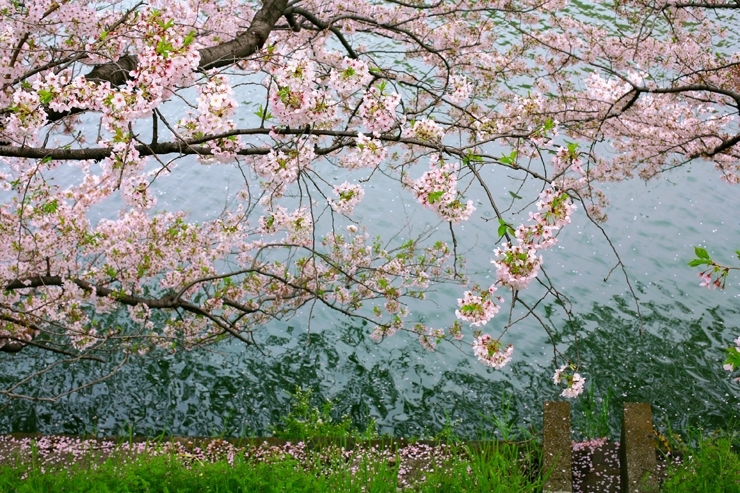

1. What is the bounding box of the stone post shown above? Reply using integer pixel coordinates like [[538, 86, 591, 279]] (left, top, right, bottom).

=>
[[620, 403, 659, 493], [543, 401, 572, 493]]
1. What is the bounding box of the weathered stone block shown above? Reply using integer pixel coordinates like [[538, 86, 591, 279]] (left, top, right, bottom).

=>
[[543, 401, 572, 493], [620, 403, 659, 493]]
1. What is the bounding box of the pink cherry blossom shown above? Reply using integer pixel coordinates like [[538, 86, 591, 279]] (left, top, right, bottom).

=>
[[359, 86, 401, 132], [329, 57, 373, 94], [341, 133, 387, 169], [455, 286, 503, 327], [406, 155, 476, 223], [472, 334, 513, 369], [553, 365, 586, 398], [328, 182, 365, 215]]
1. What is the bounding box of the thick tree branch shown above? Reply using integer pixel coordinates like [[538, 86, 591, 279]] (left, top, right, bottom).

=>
[[6, 275, 179, 308], [86, 0, 286, 84], [4, 274, 258, 347], [0, 127, 550, 181]]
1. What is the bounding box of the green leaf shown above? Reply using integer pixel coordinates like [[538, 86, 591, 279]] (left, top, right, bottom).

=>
[[183, 30, 196, 47], [38, 89, 53, 105], [253, 104, 273, 121], [462, 152, 483, 166], [725, 346, 740, 370], [499, 150, 517, 165], [155, 40, 174, 58], [508, 191, 522, 200], [497, 218, 514, 238], [41, 199, 58, 214], [688, 259, 712, 267], [735, 250, 740, 261], [694, 246, 710, 260], [428, 191, 445, 204]]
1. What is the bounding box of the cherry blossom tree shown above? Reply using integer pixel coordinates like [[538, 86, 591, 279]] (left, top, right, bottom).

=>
[[0, 0, 737, 401]]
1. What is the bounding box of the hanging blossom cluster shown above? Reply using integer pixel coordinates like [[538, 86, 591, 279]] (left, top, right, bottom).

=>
[[413, 324, 446, 352], [553, 365, 586, 398], [178, 74, 244, 163], [492, 243, 543, 291], [552, 145, 584, 176], [328, 57, 373, 94], [257, 206, 313, 247], [268, 52, 315, 127], [328, 182, 365, 215], [254, 137, 316, 192], [448, 75, 472, 104], [369, 318, 403, 342], [455, 285, 504, 328], [359, 85, 402, 132], [340, 133, 387, 170], [457, 286, 511, 369], [403, 118, 445, 144], [472, 334, 514, 369], [267, 51, 339, 128], [452, 187, 576, 375], [4, 90, 48, 144], [406, 155, 476, 223], [492, 187, 576, 291]]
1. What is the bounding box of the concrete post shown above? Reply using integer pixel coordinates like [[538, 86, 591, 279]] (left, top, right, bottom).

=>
[[543, 401, 572, 493], [620, 403, 659, 493]]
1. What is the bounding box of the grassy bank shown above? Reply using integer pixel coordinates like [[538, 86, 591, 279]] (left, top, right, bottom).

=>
[[0, 438, 544, 492], [1, 388, 739, 492], [1, 431, 739, 492], [660, 430, 740, 493], [0, 389, 544, 492]]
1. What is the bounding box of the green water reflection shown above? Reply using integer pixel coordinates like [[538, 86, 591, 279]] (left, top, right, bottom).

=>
[[2, 293, 739, 438]]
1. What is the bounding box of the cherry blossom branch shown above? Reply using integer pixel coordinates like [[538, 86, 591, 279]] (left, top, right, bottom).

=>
[[84, 0, 288, 85], [286, 7, 359, 59], [0, 352, 129, 403], [578, 194, 645, 335], [0, 336, 105, 362]]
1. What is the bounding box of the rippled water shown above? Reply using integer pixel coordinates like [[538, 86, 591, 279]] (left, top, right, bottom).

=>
[[2, 161, 739, 439]]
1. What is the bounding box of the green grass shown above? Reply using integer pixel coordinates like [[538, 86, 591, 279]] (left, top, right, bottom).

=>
[[0, 452, 386, 492], [5, 388, 740, 492], [661, 431, 740, 493], [0, 441, 544, 493], [416, 442, 545, 492], [0, 390, 548, 492]]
